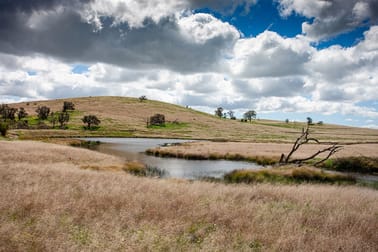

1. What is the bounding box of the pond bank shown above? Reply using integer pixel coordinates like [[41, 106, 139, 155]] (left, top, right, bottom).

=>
[[77, 138, 262, 180]]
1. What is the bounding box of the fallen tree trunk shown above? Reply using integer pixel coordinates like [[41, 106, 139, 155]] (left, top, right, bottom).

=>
[[279, 125, 343, 166]]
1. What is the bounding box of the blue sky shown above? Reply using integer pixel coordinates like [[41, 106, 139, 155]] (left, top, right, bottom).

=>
[[0, 0, 377, 128]]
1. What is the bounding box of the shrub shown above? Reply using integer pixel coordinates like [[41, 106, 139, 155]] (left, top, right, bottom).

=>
[[0, 122, 9, 136], [323, 157, 378, 174], [62, 101, 75, 112], [224, 167, 356, 185], [123, 162, 166, 177], [149, 114, 165, 126]]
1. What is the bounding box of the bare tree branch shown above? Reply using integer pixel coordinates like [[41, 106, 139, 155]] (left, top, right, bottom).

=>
[[280, 125, 343, 166]]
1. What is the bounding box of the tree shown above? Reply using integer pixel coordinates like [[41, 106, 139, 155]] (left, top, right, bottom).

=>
[[63, 101, 75, 112], [0, 104, 17, 121], [285, 119, 289, 124], [82, 115, 101, 129], [243, 110, 256, 122], [58, 112, 70, 128], [17, 107, 28, 121], [306, 117, 313, 125], [139, 95, 147, 102], [49, 112, 58, 128], [36, 106, 50, 120], [215, 107, 223, 118], [227, 110, 236, 120]]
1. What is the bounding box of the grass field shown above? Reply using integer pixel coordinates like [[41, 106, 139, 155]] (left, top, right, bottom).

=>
[[146, 141, 378, 165], [6, 96, 378, 143], [1, 141, 377, 251]]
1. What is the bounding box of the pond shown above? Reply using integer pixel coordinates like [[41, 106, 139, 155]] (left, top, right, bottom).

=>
[[82, 138, 262, 180]]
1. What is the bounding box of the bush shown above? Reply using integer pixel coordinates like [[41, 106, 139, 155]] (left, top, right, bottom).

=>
[[224, 167, 356, 185], [0, 122, 9, 136], [323, 157, 378, 174], [123, 162, 166, 177], [63, 101, 75, 112], [149, 114, 165, 126]]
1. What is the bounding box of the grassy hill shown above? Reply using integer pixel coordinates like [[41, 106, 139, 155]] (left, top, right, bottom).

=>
[[7, 96, 378, 143]]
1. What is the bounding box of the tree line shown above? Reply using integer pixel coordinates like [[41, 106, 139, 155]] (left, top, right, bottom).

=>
[[0, 101, 101, 136], [214, 107, 257, 122]]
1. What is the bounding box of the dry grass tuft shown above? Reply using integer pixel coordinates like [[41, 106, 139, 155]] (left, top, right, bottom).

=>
[[1, 141, 377, 251], [224, 166, 357, 185]]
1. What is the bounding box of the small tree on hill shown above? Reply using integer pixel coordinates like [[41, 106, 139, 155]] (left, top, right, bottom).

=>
[[82, 115, 101, 129], [243, 110, 256, 123], [36, 106, 50, 120], [306, 117, 313, 125], [0, 104, 17, 121], [49, 112, 58, 128], [63, 101, 75, 112], [227, 110, 236, 120], [139, 95, 147, 102], [17, 107, 28, 121], [58, 112, 70, 128], [215, 107, 223, 118]]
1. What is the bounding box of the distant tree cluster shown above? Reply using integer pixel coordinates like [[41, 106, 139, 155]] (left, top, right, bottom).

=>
[[214, 106, 257, 122], [0, 104, 29, 136], [36, 101, 74, 129]]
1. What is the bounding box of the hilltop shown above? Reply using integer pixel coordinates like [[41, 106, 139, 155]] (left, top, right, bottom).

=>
[[7, 96, 378, 143]]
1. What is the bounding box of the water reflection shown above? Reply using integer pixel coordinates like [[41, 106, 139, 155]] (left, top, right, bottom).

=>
[[82, 138, 261, 180]]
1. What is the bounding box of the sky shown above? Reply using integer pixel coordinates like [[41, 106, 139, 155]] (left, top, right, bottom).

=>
[[0, 0, 378, 128]]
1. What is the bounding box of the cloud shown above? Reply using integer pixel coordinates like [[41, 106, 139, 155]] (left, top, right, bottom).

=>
[[308, 26, 378, 102], [277, 0, 378, 41], [0, 1, 377, 127], [233, 77, 306, 98], [0, 1, 239, 73], [230, 31, 313, 78], [82, 0, 257, 29], [255, 96, 378, 118]]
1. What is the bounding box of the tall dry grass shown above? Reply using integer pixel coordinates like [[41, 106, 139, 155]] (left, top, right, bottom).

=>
[[1, 141, 377, 251]]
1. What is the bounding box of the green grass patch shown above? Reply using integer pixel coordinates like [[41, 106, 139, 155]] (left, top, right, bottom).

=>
[[321, 157, 378, 174], [70, 140, 101, 150], [123, 162, 167, 178], [224, 167, 356, 185]]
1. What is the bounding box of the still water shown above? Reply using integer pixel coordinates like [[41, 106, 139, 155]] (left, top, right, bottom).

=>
[[83, 138, 261, 180]]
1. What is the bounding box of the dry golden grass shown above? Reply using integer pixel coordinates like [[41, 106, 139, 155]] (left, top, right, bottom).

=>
[[9, 96, 378, 142], [147, 141, 378, 163], [1, 141, 377, 251]]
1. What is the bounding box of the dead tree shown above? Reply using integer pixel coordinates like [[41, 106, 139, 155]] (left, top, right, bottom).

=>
[[279, 125, 343, 166]]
